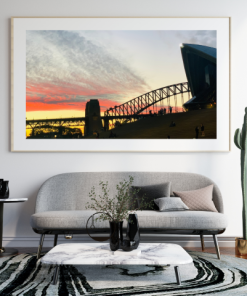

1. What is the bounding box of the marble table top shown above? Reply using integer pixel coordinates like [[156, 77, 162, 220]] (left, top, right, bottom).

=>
[[41, 243, 193, 266], [0, 198, 28, 203]]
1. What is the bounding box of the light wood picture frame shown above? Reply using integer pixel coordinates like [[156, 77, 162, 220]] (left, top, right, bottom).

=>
[[11, 17, 230, 152]]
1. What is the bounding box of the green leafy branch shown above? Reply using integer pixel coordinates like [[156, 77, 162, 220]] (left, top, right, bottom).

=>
[[85, 176, 153, 222]]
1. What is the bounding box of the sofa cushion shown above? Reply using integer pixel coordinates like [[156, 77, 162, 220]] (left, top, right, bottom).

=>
[[30, 210, 228, 230], [131, 182, 171, 211], [135, 210, 227, 229], [154, 197, 189, 212], [173, 185, 218, 212], [31, 211, 109, 230]]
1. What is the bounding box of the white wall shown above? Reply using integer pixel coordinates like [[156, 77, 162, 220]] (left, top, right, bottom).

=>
[[0, 0, 246, 247]]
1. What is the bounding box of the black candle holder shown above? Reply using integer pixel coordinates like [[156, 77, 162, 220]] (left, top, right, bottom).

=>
[[0, 180, 9, 199]]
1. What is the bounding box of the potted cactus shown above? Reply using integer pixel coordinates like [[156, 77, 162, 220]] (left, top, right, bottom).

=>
[[234, 108, 247, 255]]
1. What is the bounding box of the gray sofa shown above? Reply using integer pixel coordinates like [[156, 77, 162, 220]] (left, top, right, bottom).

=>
[[30, 172, 228, 260]]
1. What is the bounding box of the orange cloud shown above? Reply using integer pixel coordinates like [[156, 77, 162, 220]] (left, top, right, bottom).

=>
[[25, 80, 131, 113], [26, 93, 121, 112], [26, 78, 129, 98]]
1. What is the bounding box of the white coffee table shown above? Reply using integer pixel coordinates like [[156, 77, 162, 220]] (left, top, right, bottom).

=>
[[41, 243, 193, 285]]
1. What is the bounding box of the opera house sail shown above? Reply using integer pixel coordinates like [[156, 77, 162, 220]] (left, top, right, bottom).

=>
[[180, 43, 216, 111]]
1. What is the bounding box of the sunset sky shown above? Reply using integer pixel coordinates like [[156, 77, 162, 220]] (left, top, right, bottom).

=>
[[26, 30, 216, 120]]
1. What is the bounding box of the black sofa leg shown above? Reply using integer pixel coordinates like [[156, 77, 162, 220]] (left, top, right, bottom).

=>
[[54, 234, 58, 247], [37, 234, 45, 260], [200, 234, 205, 251], [213, 234, 221, 260]]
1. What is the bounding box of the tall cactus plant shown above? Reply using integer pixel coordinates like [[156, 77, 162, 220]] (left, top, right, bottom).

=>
[[234, 108, 247, 240]]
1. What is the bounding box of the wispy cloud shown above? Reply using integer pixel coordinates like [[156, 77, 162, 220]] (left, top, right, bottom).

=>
[[183, 30, 217, 48], [157, 30, 216, 49], [26, 30, 149, 112]]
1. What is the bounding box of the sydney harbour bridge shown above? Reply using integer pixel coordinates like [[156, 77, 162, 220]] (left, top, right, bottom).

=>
[[26, 81, 191, 137]]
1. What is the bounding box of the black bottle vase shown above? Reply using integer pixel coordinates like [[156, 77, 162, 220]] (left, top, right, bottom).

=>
[[0, 180, 9, 199], [121, 214, 140, 251], [109, 221, 123, 251]]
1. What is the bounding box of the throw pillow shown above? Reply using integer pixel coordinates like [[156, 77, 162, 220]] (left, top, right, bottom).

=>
[[131, 182, 171, 210], [173, 184, 218, 212], [154, 197, 189, 212]]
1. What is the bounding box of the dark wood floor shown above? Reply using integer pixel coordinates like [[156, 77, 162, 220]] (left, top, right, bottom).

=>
[[184, 247, 247, 259], [9, 246, 247, 260]]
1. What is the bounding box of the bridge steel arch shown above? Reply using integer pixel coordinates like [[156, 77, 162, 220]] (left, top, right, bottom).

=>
[[104, 82, 191, 117]]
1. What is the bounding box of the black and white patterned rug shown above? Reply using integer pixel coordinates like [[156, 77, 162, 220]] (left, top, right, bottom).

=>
[[0, 251, 247, 295]]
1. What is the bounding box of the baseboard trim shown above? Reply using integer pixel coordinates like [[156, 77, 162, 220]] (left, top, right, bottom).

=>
[[3, 235, 236, 248]]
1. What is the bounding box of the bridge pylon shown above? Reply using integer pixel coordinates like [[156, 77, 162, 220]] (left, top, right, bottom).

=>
[[84, 99, 102, 136]]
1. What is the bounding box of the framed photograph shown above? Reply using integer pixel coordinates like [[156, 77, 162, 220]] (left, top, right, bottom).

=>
[[11, 17, 230, 152]]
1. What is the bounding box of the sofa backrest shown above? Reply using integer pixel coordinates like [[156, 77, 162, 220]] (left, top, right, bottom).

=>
[[35, 172, 224, 213]]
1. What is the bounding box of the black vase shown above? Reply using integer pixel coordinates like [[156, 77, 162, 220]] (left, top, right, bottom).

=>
[[121, 214, 140, 251], [109, 221, 123, 251], [0, 180, 9, 199]]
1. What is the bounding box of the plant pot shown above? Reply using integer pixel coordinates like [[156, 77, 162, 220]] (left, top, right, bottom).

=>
[[109, 221, 123, 251], [235, 237, 247, 255]]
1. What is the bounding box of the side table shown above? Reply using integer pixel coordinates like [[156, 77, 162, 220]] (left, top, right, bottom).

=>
[[0, 198, 28, 256]]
